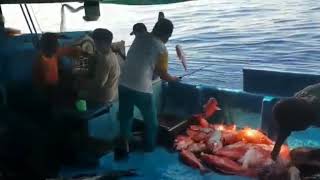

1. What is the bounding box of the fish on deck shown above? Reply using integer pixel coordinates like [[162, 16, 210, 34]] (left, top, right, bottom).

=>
[[206, 130, 223, 153], [201, 153, 255, 177], [215, 142, 249, 161], [192, 97, 221, 128], [239, 146, 273, 169], [237, 128, 273, 145], [174, 135, 194, 151], [180, 149, 209, 173]]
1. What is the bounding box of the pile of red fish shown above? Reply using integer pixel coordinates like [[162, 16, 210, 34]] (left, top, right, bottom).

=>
[[174, 98, 291, 177]]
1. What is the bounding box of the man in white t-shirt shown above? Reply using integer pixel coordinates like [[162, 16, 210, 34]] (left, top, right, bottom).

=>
[[115, 18, 179, 159]]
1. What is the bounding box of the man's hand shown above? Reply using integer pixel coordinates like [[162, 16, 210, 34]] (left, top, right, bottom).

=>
[[157, 70, 180, 82], [111, 40, 125, 53], [111, 46, 120, 53], [271, 130, 291, 161], [111, 48, 126, 60]]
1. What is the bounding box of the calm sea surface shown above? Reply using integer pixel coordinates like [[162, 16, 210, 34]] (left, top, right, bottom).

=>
[[3, 0, 320, 89]]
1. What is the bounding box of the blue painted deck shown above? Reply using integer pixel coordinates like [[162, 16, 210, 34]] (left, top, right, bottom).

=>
[[59, 127, 320, 180], [60, 148, 252, 180]]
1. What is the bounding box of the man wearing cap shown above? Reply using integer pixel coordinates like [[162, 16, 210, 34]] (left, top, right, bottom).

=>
[[77, 28, 120, 104], [116, 17, 179, 158]]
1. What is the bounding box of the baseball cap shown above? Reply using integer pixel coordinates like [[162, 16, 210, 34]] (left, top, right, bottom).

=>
[[130, 23, 147, 36]]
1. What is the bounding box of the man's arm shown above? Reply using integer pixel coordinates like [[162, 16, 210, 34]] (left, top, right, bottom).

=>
[[93, 54, 109, 88], [77, 54, 109, 92], [154, 52, 179, 82], [112, 48, 126, 60], [111, 41, 126, 60]]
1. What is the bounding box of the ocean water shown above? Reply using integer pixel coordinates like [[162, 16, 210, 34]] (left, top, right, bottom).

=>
[[3, 0, 320, 89]]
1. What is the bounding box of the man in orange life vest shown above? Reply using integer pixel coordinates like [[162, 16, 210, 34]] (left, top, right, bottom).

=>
[[33, 32, 85, 105]]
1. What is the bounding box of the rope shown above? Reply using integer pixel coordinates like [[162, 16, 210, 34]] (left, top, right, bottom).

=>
[[30, 5, 42, 33], [20, 4, 33, 35], [20, 4, 39, 48], [24, 4, 38, 40], [60, 4, 84, 32]]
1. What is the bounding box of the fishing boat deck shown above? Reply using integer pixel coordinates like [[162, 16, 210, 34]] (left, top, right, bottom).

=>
[[60, 147, 251, 180], [2, 33, 320, 179], [59, 126, 320, 180], [57, 68, 320, 180]]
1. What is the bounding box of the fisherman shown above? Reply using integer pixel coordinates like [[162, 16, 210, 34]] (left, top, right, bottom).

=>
[[33, 32, 85, 106], [128, 22, 162, 81], [31, 32, 91, 178], [271, 83, 320, 161], [77, 28, 121, 104], [115, 17, 180, 159]]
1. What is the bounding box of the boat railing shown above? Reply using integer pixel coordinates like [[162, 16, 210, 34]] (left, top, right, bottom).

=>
[[243, 68, 320, 97]]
